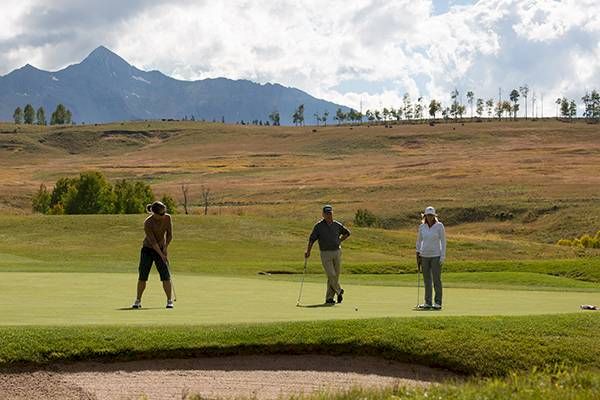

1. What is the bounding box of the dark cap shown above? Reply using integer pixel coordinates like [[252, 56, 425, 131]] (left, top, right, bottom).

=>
[[147, 201, 167, 214], [322, 205, 333, 213]]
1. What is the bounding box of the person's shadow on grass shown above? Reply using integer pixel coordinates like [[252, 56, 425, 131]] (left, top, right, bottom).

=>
[[297, 303, 336, 308]]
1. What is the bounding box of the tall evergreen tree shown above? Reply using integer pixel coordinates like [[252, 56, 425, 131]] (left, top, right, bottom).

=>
[[23, 104, 35, 124], [51, 104, 69, 125], [36, 107, 47, 125], [13, 107, 23, 124]]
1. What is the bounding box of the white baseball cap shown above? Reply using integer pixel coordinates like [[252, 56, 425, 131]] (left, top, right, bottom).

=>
[[424, 206, 437, 216]]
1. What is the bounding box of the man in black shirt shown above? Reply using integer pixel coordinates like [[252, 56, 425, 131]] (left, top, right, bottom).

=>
[[305, 205, 351, 304]]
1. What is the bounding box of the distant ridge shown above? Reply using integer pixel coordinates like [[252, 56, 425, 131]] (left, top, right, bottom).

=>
[[0, 46, 349, 125]]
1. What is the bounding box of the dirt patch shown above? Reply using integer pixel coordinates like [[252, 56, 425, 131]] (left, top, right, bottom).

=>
[[0, 355, 457, 400]]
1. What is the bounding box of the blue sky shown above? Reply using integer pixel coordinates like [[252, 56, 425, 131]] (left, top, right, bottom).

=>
[[431, 0, 476, 15], [1, 0, 598, 114]]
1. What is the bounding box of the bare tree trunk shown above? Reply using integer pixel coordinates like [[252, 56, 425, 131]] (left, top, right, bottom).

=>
[[202, 186, 211, 216], [181, 184, 189, 215]]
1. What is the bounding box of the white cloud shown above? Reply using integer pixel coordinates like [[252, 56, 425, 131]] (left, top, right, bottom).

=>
[[0, 0, 599, 113]]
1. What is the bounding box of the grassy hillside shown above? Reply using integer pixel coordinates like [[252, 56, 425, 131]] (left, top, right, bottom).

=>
[[1, 120, 599, 243], [0, 214, 597, 277]]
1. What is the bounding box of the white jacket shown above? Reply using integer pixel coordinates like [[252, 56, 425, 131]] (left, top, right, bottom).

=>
[[416, 222, 446, 262]]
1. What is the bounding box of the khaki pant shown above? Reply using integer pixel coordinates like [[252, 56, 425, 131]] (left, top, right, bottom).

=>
[[320, 249, 342, 301]]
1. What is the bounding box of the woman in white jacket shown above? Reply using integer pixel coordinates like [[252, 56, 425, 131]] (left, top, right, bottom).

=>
[[416, 206, 446, 310]]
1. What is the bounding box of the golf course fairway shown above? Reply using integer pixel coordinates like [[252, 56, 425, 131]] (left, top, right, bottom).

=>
[[1, 272, 598, 325]]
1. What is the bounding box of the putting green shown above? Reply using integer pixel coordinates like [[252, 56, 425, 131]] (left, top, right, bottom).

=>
[[1, 272, 598, 325]]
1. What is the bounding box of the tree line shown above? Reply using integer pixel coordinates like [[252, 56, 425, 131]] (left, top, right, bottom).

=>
[[32, 171, 176, 215], [13, 103, 73, 125], [266, 88, 600, 127]]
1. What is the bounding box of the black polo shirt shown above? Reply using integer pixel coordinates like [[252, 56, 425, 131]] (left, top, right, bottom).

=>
[[309, 219, 351, 251]]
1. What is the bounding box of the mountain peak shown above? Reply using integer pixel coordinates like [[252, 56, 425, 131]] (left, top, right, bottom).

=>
[[88, 45, 114, 56], [21, 63, 40, 72], [3, 63, 46, 78], [80, 45, 131, 70]]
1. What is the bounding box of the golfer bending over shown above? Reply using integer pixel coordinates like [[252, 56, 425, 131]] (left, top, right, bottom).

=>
[[132, 201, 174, 309], [305, 205, 351, 305], [416, 206, 446, 310]]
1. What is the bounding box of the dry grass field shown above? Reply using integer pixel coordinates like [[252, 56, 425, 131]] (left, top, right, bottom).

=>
[[1, 119, 598, 242]]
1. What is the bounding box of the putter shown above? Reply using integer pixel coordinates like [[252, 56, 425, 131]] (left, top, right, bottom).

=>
[[414, 255, 421, 310], [166, 260, 177, 302], [296, 257, 308, 307]]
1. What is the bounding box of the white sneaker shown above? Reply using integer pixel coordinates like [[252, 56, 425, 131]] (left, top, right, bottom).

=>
[[432, 303, 442, 310], [166, 300, 174, 309], [132, 300, 142, 309], [417, 304, 432, 309]]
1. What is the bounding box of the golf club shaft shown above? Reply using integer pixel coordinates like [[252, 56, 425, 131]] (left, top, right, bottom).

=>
[[167, 260, 177, 301], [416, 259, 421, 307], [297, 257, 308, 305]]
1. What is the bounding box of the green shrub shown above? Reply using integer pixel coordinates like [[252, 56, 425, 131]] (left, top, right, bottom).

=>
[[63, 171, 114, 214], [113, 179, 154, 214], [558, 232, 600, 249], [31, 184, 51, 214], [34, 172, 166, 215], [354, 208, 378, 227], [48, 203, 64, 215], [50, 177, 76, 208], [161, 194, 177, 214], [580, 235, 594, 248]]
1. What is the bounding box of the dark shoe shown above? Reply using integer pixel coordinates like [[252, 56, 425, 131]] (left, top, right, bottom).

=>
[[325, 298, 336, 305], [337, 289, 344, 304]]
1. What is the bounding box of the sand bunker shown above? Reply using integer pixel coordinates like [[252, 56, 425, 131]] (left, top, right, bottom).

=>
[[0, 354, 457, 400]]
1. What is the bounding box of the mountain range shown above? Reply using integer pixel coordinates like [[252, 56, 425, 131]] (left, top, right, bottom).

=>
[[0, 46, 348, 125]]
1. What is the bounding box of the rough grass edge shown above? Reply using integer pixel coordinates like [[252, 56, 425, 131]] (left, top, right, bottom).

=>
[[1, 314, 599, 377]]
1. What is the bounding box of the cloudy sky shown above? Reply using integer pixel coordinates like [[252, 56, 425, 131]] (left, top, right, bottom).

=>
[[1, 0, 599, 113]]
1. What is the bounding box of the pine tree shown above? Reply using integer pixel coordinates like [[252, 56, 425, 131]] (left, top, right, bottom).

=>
[[13, 107, 23, 124], [51, 104, 69, 125], [23, 104, 35, 124], [36, 107, 47, 125]]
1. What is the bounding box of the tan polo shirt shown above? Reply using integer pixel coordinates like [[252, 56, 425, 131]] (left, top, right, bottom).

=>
[[143, 214, 172, 250]]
